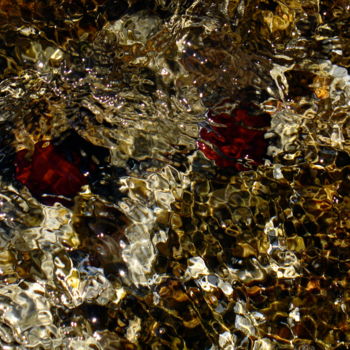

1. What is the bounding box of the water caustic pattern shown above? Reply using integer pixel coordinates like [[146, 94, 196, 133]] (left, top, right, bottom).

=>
[[0, 0, 349, 349]]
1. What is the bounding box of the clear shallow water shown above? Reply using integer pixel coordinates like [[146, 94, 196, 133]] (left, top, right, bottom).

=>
[[0, 0, 349, 349]]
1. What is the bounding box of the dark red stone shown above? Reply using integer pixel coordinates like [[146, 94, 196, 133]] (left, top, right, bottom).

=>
[[15, 141, 88, 205], [198, 107, 270, 170]]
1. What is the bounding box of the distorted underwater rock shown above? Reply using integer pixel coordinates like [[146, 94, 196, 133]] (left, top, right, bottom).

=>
[[14, 132, 110, 206], [198, 105, 271, 170], [0, 0, 350, 349]]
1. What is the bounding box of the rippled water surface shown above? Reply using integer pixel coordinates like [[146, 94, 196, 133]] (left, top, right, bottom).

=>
[[0, 0, 350, 349]]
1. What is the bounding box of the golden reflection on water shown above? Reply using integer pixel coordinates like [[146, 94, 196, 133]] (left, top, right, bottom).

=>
[[0, 0, 349, 349]]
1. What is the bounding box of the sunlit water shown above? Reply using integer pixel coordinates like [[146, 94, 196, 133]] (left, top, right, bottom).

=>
[[0, 1, 349, 349]]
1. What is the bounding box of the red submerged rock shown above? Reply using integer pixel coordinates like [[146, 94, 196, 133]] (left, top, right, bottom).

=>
[[15, 141, 88, 205], [198, 107, 270, 170]]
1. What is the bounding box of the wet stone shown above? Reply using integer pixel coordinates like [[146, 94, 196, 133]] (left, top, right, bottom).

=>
[[198, 106, 270, 170], [15, 132, 110, 206], [0, 0, 350, 349]]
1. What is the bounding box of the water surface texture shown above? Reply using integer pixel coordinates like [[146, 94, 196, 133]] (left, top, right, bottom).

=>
[[0, 1, 350, 349]]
